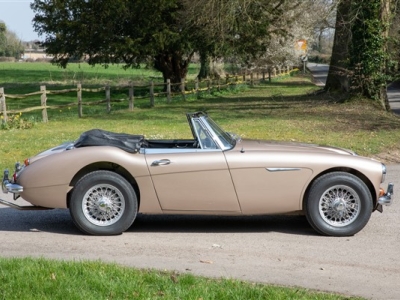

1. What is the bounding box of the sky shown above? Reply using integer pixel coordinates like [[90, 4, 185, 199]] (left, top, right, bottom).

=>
[[0, 0, 40, 41]]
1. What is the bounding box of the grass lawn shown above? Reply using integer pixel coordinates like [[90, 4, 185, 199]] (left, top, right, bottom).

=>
[[1, 64, 400, 170]]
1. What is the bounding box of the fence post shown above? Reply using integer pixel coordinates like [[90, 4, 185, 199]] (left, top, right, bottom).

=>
[[207, 79, 211, 94], [242, 72, 246, 83], [77, 83, 82, 118], [195, 78, 199, 99], [129, 82, 134, 111], [150, 80, 154, 107], [166, 79, 171, 103], [250, 72, 254, 87], [106, 84, 111, 113], [268, 69, 272, 83], [180, 78, 186, 100], [0, 87, 7, 122], [41, 85, 48, 123]]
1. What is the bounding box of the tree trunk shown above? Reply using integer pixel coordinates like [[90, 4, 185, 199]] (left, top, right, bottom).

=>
[[154, 51, 193, 92], [348, 0, 394, 110], [326, 0, 395, 111], [379, 0, 393, 110], [198, 53, 211, 80], [325, 0, 351, 93]]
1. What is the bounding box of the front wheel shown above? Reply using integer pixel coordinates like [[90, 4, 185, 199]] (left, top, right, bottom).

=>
[[69, 170, 138, 235], [305, 172, 373, 236]]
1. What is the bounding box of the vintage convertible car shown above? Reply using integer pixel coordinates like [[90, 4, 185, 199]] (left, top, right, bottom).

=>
[[1, 112, 394, 236]]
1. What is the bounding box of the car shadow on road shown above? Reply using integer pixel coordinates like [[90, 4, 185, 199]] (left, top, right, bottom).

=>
[[130, 214, 317, 236], [0, 208, 81, 235], [0, 208, 317, 236]]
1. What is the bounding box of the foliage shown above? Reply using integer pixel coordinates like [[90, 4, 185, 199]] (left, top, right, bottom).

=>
[[0, 22, 24, 58], [349, 0, 393, 103], [31, 0, 338, 83], [326, 0, 397, 109], [184, 0, 338, 73], [31, 0, 196, 85]]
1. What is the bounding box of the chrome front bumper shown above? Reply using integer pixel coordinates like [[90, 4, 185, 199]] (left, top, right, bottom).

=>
[[378, 183, 394, 206]]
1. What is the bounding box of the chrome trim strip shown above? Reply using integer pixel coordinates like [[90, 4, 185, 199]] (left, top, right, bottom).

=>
[[381, 163, 387, 183], [266, 168, 301, 172], [142, 148, 221, 154]]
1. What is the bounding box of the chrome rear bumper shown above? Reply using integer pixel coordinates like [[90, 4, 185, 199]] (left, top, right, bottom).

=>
[[2, 169, 23, 194]]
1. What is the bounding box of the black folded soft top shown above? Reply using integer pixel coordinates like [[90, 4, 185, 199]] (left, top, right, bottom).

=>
[[74, 129, 145, 153]]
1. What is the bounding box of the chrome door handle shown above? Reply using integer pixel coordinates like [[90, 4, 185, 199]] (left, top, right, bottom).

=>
[[151, 159, 171, 166]]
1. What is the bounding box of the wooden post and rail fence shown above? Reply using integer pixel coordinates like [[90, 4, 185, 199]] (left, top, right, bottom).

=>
[[0, 67, 297, 124]]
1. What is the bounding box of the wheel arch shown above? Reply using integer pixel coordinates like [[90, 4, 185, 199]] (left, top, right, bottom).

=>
[[66, 162, 140, 209], [302, 167, 377, 209]]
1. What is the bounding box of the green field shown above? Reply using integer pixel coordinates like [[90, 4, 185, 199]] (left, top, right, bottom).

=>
[[0, 61, 201, 85], [1, 62, 400, 171]]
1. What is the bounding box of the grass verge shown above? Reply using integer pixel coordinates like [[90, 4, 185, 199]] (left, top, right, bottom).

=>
[[0, 257, 363, 300]]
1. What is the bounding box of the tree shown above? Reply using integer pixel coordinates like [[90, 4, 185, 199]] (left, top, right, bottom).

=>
[[325, 0, 398, 110], [182, 0, 305, 77], [183, 0, 338, 77], [325, 0, 352, 93], [32, 0, 196, 87], [32, 0, 315, 82], [0, 21, 24, 58], [0, 22, 7, 56]]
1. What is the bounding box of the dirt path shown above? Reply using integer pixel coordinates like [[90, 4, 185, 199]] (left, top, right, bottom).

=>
[[1, 165, 399, 300]]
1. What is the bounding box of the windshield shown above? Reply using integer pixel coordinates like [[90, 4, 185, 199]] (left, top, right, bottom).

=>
[[204, 116, 236, 149]]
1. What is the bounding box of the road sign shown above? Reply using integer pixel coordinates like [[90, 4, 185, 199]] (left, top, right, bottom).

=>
[[296, 39, 307, 51]]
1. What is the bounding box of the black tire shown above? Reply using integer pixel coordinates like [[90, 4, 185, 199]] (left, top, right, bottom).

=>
[[305, 172, 373, 237], [69, 170, 138, 235]]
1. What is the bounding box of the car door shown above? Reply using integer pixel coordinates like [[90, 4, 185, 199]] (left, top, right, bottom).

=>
[[145, 148, 241, 212]]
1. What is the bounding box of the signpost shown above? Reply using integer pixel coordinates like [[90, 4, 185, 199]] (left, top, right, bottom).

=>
[[296, 39, 308, 74]]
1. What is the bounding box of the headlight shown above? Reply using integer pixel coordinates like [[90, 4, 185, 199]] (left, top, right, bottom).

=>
[[381, 163, 387, 183]]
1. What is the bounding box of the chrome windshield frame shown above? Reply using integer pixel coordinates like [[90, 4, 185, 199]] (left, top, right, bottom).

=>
[[187, 112, 236, 151]]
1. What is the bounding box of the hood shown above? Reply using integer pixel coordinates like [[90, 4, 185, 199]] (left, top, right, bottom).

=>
[[236, 139, 357, 156]]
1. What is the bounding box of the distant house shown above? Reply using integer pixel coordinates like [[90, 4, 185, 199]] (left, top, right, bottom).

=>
[[21, 48, 53, 61]]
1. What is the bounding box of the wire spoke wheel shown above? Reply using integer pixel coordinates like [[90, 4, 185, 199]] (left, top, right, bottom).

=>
[[319, 185, 360, 227], [305, 172, 372, 236], [82, 184, 126, 226], [70, 170, 138, 235]]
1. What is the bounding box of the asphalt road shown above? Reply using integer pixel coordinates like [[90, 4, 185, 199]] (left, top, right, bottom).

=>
[[306, 62, 329, 87], [1, 164, 399, 300], [1, 66, 399, 299]]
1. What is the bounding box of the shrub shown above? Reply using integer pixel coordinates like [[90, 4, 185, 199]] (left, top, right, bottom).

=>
[[1, 113, 35, 130], [0, 57, 16, 62]]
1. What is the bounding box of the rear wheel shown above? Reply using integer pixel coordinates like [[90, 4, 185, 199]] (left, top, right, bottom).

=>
[[305, 172, 373, 236], [69, 170, 138, 235]]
